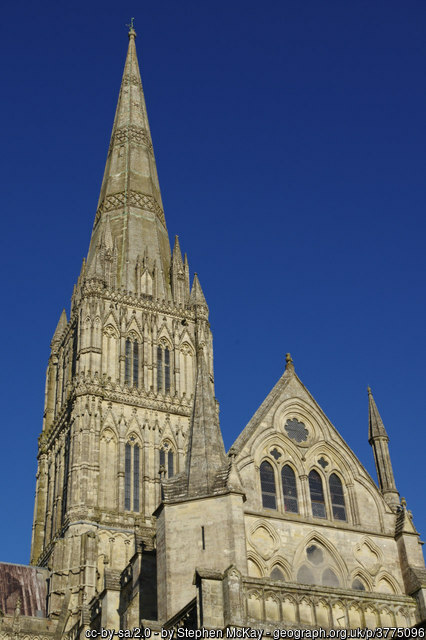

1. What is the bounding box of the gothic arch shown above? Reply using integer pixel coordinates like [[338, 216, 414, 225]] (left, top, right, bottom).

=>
[[268, 556, 291, 581], [252, 433, 304, 470], [350, 568, 373, 591], [292, 531, 348, 587], [306, 441, 356, 482], [272, 398, 325, 445], [99, 428, 118, 509], [374, 571, 400, 595], [247, 551, 265, 578]]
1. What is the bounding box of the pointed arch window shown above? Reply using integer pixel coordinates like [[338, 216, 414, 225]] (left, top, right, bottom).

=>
[[309, 470, 326, 518], [329, 473, 347, 521], [270, 566, 285, 581], [159, 442, 175, 478], [157, 343, 171, 393], [281, 465, 298, 513], [260, 461, 277, 509], [124, 438, 141, 511], [125, 336, 140, 387]]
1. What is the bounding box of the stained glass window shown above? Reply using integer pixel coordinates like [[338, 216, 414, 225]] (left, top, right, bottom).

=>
[[260, 461, 276, 509], [329, 473, 346, 521], [309, 470, 326, 518], [282, 465, 298, 513]]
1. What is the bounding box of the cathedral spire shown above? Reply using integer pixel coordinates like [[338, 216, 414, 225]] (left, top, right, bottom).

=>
[[368, 387, 400, 511], [87, 24, 170, 296], [186, 348, 227, 496]]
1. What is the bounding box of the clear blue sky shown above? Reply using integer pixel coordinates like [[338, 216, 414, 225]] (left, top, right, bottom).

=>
[[0, 1, 425, 563]]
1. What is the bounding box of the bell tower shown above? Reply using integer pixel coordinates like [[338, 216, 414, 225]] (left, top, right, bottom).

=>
[[30, 24, 214, 626]]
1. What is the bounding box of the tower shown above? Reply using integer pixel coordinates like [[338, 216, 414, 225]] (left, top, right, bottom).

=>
[[30, 24, 213, 626]]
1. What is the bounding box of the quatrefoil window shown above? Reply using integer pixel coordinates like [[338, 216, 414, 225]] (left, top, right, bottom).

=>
[[270, 448, 282, 460], [318, 457, 329, 469], [285, 419, 308, 443]]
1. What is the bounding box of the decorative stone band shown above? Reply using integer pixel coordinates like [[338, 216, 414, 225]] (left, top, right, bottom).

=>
[[109, 125, 153, 155], [94, 190, 166, 228]]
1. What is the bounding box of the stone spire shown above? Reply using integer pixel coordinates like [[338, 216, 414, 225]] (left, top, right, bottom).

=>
[[368, 387, 400, 510], [86, 24, 171, 296], [186, 348, 227, 496]]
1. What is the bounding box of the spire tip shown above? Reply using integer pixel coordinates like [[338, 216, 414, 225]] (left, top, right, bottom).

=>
[[127, 17, 136, 38]]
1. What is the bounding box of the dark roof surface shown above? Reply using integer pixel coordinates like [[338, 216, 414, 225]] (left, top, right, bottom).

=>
[[0, 562, 47, 617]]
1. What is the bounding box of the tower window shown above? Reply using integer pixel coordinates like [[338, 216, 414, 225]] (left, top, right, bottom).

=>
[[124, 440, 141, 511], [125, 337, 139, 387], [260, 461, 277, 509], [309, 470, 326, 518], [329, 473, 347, 521], [157, 344, 171, 393], [281, 465, 298, 513], [159, 442, 175, 478]]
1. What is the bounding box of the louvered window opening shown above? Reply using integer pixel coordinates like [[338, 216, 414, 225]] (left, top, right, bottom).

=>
[[125, 443, 140, 512], [157, 346, 171, 393], [125, 338, 139, 387]]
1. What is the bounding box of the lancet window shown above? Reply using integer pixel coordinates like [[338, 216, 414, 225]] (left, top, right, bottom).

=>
[[260, 461, 277, 509], [281, 465, 298, 513], [309, 470, 326, 518], [157, 340, 171, 393], [124, 437, 141, 512], [159, 442, 175, 478], [329, 473, 347, 521], [124, 335, 140, 387]]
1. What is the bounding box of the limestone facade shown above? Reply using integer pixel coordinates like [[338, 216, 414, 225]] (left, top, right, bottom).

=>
[[0, 25, 425, 640]]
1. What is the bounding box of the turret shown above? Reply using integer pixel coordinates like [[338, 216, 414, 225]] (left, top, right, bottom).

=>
[[368, 387, 400, 511]]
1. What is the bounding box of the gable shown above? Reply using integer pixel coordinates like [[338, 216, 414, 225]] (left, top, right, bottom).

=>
[[232, 364, 393, 532]]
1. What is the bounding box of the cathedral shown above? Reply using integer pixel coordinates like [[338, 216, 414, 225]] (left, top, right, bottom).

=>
[[0, 25, 425, 639]]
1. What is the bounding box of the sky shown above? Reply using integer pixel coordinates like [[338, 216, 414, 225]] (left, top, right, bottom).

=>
[[0, 1, 425, 564]]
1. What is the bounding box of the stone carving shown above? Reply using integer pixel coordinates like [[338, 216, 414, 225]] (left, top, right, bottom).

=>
[[94, 191, 166, 228]]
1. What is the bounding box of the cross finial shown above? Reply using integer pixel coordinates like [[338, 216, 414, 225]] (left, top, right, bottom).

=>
[[127, 17, 136, 38]]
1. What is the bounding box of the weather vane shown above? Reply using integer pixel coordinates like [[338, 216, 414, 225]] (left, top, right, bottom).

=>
[[126, 17, 135, 32]]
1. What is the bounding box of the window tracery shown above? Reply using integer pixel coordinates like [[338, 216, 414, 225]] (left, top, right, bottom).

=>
[[124, 333, 140, 387], [159, 441, 175, 478]]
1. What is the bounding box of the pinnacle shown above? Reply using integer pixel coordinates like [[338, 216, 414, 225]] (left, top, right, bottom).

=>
[[51, 309, 67, 345], [172, 235, 183, 264], [190, 273, 208, 309], [368, 387, 388, 442], [186, 348, 227, 496]]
